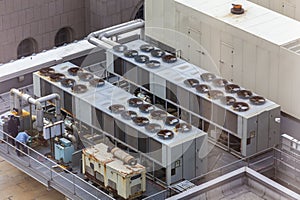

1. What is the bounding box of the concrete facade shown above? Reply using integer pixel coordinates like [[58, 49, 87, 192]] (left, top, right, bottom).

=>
[[0, 156, 64, 199], [86, 0, 143, 32], [0, 0, 143, 63]]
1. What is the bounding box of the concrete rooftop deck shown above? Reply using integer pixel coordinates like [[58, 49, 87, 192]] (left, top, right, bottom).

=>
[[0, 156, 64, 200]]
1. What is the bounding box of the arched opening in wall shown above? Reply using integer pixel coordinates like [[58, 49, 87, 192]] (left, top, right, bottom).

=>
[[55, 27, 74, 47], [17, 38, 38, 59], [133, 2, 144, 20]]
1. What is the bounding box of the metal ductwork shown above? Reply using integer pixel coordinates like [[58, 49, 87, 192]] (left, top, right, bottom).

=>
[[87, 19, 145, 49], [109, 146, 137, 166], [10, 88, 61, 132]]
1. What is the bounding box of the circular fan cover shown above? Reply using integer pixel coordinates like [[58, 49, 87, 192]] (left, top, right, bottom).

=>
[[225, 84, 240, 93], [208, 90, 224, 100], [124, 50, 138, 58], [128, 98, 143, 107], [151, 49, 165, 58], [78, 72, 94, 82], [184, 79, 199, 88], [50, 73, 66, 82], [201, 73, 216, 82], [113, 44, 128, 53], [157, 130, 174, 140], [139, 104, 155, 113], [61, 78, 76, 88], [39, 67, 55, 76], [165, 116, 179, 126], [89, 78, 105, 87], [150, 110, 168, 120], [68, 67, 83, 76], [108, 104, 125, 114], [175, 123, 192, 132], [195, 84, 211, 93], [145, 60, 161, 68], [134, 55, 149, 63], [221, 96, 236, 105], [140, 44, 155, 52], [121, 110, 137, 120], [71, 84, 88, 94], [132, 117, 150, 126], [162, 54, 177, 63], [145, 123, 162, 133], [237, 90, 253, 99], [212, 79, 228, 87], [232, 102, 250, 112], [249, 96, 266, 105]]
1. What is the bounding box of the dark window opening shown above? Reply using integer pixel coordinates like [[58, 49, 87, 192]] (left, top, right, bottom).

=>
[[134, 4, 144, 20], [17, 38, 38, 59], [171, 168, 176, 176], [90, 162, 94, 170], [230, 134, 241, 152], [55, 27, 73, 47]]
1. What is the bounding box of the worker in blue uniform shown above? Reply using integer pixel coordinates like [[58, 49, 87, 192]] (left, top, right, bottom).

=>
[[15, 131, 31, 156]]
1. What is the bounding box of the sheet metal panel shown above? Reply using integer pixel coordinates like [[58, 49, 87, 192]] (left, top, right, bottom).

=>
[[35, 62, 207, 169], [157, 62, 279, 119], [109, 40, 279, 119], [257, 111, 269, 152], [182, 140, 196, 180]]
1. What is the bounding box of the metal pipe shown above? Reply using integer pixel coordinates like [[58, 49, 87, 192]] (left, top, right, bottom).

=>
[[10, 88, 61, 131], [87, 19, 140, 39], [64, 132, 77, 145], [10, 91, 15, 112], [37, 93, 59, 103], [110, 147, 137, 166], [100, 37, 119, 46], [99, 20, 145, 39], [37, 94, 61, 120], [88, 37, 113, 49], [36, 108, 43, 131], [87, 19, 145, 48]]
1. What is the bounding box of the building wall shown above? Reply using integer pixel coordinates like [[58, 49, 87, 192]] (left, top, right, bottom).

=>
[[0, 0, 85, 63], [248, 0, 300, 21], [86, 0, 143, 32], [0, 0, 143, 63]]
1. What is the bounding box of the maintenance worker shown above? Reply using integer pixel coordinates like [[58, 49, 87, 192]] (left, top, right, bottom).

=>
[[15, 131, 31, 157], [7, 115, 19, 145]]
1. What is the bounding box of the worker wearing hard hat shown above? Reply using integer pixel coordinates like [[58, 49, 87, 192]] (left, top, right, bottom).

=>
[[15, 131, 31, 157]]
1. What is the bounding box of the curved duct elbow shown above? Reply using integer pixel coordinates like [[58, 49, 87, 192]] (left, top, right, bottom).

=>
[[87, 19, 142, 39], [10, 88, 61, 131], [110, 147, 137, 166], [99, 19, 145, 39], [37, 93, 61, 120], [64, 132, 77, 143], [87, 19, 145, 48]]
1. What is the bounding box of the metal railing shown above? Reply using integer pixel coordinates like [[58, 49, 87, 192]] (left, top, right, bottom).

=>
[[0, 129, 114, 200], [0, 84, 33, 114]]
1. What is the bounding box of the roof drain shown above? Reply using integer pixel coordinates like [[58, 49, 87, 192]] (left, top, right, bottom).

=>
[[231, 4, 245, 14]]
